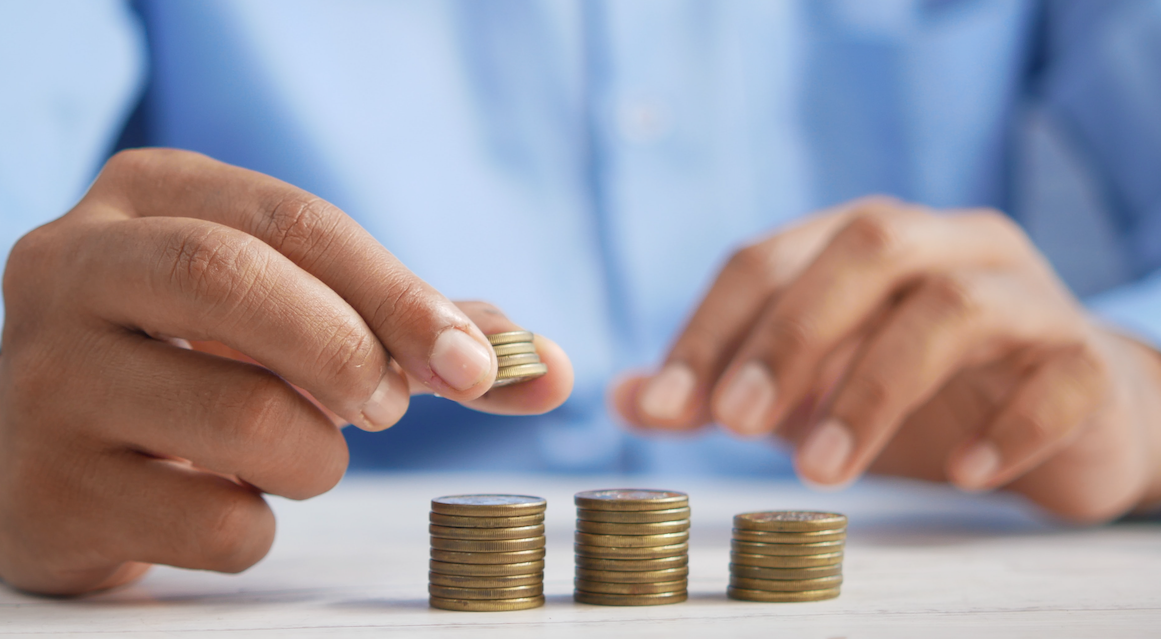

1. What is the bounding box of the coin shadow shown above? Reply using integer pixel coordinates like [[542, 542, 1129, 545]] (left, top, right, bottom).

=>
[[327, 596, 432, 612]]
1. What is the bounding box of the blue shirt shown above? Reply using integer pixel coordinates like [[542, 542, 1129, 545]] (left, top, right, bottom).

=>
[[4, 0, 1161, 474]]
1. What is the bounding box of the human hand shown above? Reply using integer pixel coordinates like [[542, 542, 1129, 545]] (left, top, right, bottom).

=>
[[614, 198, 1161, 522], [0, 149, 572, 595]]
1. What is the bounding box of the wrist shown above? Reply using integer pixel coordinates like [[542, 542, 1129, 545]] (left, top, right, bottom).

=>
[[1100, 330, 1161, 514]]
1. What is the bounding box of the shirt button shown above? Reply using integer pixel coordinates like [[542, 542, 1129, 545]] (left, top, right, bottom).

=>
[[616, 98, 671, 144]]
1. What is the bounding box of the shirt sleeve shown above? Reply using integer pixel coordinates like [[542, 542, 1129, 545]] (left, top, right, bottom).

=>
[[1037, 0, 1161, 342], [0, 0, 145, 325]]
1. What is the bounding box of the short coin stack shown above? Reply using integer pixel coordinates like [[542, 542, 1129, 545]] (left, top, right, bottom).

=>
[[573, 489, 690, 606], [728, 511, 847, 602], [488, 331, 548, 387], [429, 494, 547, 612]]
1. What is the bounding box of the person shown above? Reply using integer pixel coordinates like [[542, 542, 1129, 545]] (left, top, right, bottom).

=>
[[1, 0, 1159, 596]]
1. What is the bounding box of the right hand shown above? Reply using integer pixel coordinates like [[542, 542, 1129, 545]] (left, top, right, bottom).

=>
[[0, 149, 573, 595]]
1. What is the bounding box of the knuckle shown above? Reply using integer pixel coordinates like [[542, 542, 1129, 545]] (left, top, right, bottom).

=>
[[1008, 404, 1056, 444], [163, 226, 268, 318], [261, 195, 341, 267], [916, 274, 979, 323], [841, 372, 894, 417], [231, 373, 294, 452], [369, 272, 429, 336], [201, 494, 272, 573], [837, 211, 903, 261], [762, 313, 818, 361], [316, 320, 381, 400]]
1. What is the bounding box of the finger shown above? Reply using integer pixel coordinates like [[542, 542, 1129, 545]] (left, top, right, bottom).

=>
[[101, 455, 276, 577], [712, 205, 1029, 436], [631, 199, 875, 429], [75, 216, 409, 432], [794, 271, 1083, 486], [407, 302, 574, 415], [91, 334, 350, 500], [88, 149, 496, 402], [947, 345, 1107, 491]]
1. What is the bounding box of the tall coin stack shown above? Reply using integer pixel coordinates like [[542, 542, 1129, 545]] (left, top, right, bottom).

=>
[[488, 331, 548, 387], [573, 489, 690, 606], [429, 494, 547, 612], [727, 511, 847, 602]]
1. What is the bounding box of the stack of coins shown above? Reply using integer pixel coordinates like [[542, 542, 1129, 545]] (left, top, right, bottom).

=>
[[573, 489, 690, 606], [487, 331, 548, 387], [727, 511, 847, 602], [428, 494, 547, 612]]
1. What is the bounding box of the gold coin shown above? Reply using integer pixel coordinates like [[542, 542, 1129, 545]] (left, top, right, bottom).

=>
[[431, 495, 546, 517], [429, 512, 544, 528], [487, 331, 535, 346], [574, 489, 688, 512], [430, 559, 545, 576], [729, 563, 841, 580], [574, 590, 688, 606], [574, 542, 688, 560], [729, 575, 843, 592], [727, 586, 840, 603], [577, 506, 691, 523], [431, 536, 545, 553], [492, 341, 537, 357], [429, 572, 543, 588], [429, 583, 543, 600], [729, 551, 843, 568], [574, 578, 687, 595], [429, 595, 545, 612], [575, 566, 689, 583], [733, 511, 847, 532], [430, 523, 545, 540], [731, 528, 846, 544], [431, 548, 546, 564], [731, 539, 844, 556], [574, 531, 688, 548], [496, 352, 541, 367], [576, 519, 690, 535], [493, 362, 548, 386], [574, 554, 689, 572]]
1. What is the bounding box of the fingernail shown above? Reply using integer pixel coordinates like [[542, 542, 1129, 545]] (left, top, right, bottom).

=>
[[430, 328, 493, 391], [717, 362, 777, 435], [359, 374, 399, 431], [955, 441, 1001, 490], [639, 364, 697, 421], [798, 418, 854, 483]]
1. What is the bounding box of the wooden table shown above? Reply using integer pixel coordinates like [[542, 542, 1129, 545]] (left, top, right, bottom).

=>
[[2, 473, 1158, 637]]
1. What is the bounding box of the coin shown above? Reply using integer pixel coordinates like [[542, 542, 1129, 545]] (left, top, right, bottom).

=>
[[431, 548, 546, 564], [574, 555, 689, 572], [733, 511, 847, 532], [574, 489, 688, 512], [487, 331, 535, 346], [430, 559, 545, 576], [491, 341, 538, 357], [729, 551, 843, 568], [428, 583, 544, 600], [429, 512, 545, 528], [574, 542, 688, 560], [496, 352, 541, 367], [431, 536, 545, 553], [577, 507, 691, 523], [727, 587, 840, 603], [431, 495, 546, 517], [729, 575, 843, 592], [493, 362, 548, 386], [575, 567, 689, 583], [730, 539, 844, 556], [574, 578, 687, 595], [429, 595, 545, 612], [429, 572, 544, 588], [430, 523, 545, 540], [574, 531, 689, 548], [731, 528, 846, 544], [576, 519, 690, 535], [574, 590, 688, 606], [728, 563, 841, 580]]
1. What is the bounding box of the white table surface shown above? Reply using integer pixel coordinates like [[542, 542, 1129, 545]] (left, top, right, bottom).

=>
[[1, 473, 1158, 638]]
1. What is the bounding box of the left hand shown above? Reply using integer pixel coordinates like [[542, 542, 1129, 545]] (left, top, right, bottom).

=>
[[613, 197, 1161, 522]]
